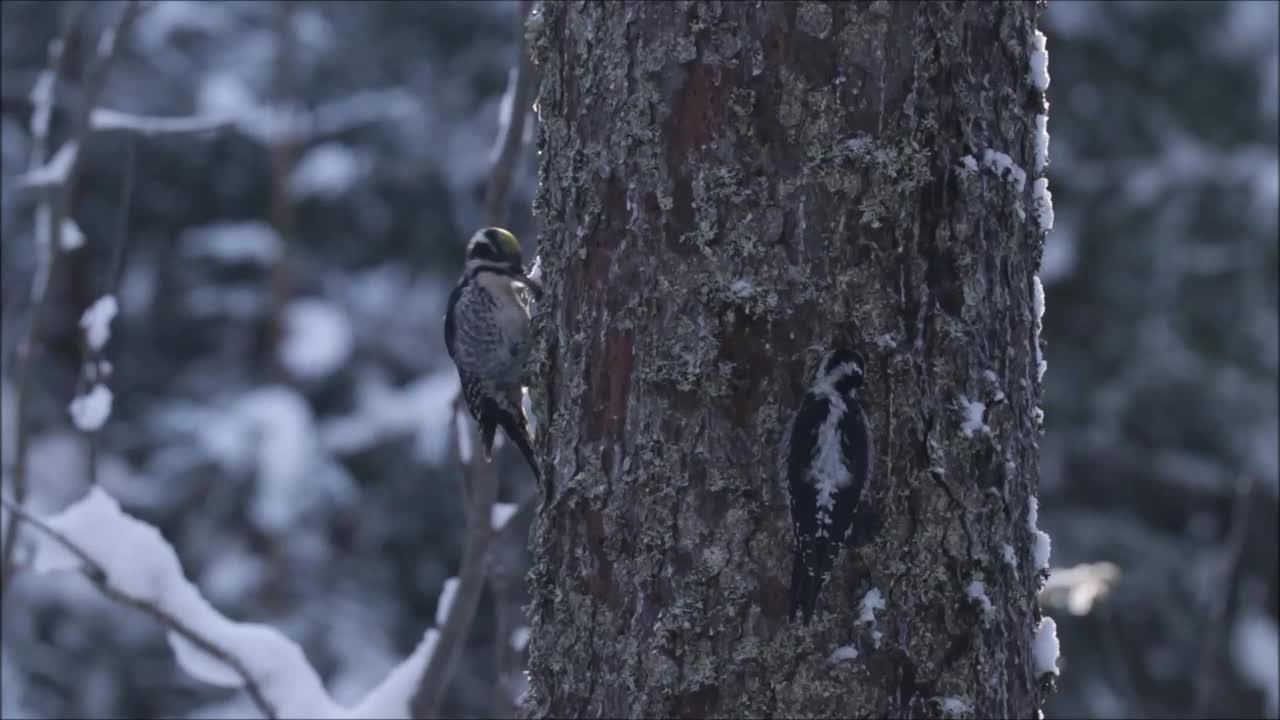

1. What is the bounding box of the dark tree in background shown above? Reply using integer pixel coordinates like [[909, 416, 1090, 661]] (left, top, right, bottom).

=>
[[524, 1, 1056, 716]]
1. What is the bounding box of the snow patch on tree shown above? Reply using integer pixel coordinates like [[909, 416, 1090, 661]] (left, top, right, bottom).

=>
[[1032, 276, 1047, 382], [859, 588, 886, 647], [827, 645, 859, 664], [982, 149, 1027, 192], [1033, 114, 1050, 174], [1033, 616, 1060, 676], [966, 579, 995, 623], [1033, 178, 1055, 231], [1029, 30, 1050, 91], [960, 397, 988, 437], [1028, 496, 1053, 571]]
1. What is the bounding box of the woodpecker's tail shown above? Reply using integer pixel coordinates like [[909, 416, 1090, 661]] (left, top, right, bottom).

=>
[[790, 549, 824, 624], [503, 420, 543, 490]]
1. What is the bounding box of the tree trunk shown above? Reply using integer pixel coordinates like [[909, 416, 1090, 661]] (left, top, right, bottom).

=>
[[524, 1, 1051, 717]]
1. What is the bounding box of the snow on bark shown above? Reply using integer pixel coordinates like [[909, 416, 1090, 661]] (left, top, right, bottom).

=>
[[524, 2, 1051, 717]]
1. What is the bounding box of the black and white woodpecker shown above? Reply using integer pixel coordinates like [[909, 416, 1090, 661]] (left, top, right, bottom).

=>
[[444, 227, 545, 497], [784, 348, 874, 624]]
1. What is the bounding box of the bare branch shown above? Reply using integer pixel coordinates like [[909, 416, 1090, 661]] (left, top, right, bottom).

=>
[[411, 4, 540, 716], [0, 495, 277, 718], [3, 0, 88, 589], [484, 0, 539, 228]]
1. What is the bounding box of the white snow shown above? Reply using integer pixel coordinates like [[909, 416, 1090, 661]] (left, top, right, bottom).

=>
[[940, 696, 972, 715], [90, 108, 230, 136], [29, 69, 54, 137], [1029, 30, 1050, 92], [966, 579, 994, 622], [80, 296, 119, 352], [278, 298, 354, 381], [982, 149, 1027, 192], [960, 397, 988, 437], [346, 629, 439, 720], [61, 218, 85, 251], [455, 407, 474, 464], [859, 588, 886, 647], [1001, 543, 1018, 571], [289, 143, 371, 198], [730, 279, 754, 298], [1032, 276, 1047, 382], [164, 388, 330, 532], [510, 626, 530, 652], [522, 385, 538, 438], [1231, 610, 1279, 717], [69, 384, 113, 432], [435, 577, 460, 627], [959, 155, 979, 173], [320, 369, 459, 466], [1033, 178, 1055, 231], [828, 645, 859, 664], [22, 141, 78, 188], [1033, 616, 1060, 676], [28, 487, 439, 719], [181, 221, 283, 266], [490, 503, 517, 531], [1028, 497, 1052, 571], [526, 255, 543, 286], [1033, 113, 1050, 174]]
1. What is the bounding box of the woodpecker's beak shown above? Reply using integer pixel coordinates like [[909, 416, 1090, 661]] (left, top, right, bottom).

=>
[[514, 266, 544, 300]]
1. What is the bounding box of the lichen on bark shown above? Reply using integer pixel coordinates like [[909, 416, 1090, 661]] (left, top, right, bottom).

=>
[[524, 1, 1052, 717]]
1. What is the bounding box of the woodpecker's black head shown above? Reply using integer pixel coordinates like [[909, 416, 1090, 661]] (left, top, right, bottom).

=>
[[818, 348, 864, 396], [465, 227, 526, 276]]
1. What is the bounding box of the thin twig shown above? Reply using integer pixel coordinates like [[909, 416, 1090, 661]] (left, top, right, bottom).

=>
[[1192, 473, 1255, 717], [3, 1, 87, 589], [483, 0, 538, 228], [490, 565, 514, 718], [412, 5, 539, 716], [0, 496, 277, 719]]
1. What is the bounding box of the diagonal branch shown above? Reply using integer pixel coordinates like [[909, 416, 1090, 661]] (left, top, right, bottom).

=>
[[0, 495, 277, 718], [4, 0, 88, 589], [411, 4, 539, 716]]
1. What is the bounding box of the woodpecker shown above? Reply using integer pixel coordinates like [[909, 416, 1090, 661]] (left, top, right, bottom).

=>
[[784, 348, 874, 624], [444, 227, 545, 498]]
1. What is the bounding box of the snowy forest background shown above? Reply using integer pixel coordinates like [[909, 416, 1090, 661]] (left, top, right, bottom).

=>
[[0, 1, 1276, 718]]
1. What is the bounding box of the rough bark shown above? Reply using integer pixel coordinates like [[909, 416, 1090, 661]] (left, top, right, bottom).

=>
[[524, 1, 1051, 717]]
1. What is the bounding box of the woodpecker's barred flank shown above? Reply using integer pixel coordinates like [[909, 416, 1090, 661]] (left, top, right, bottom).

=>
[[444, 227, 548, 502], [784, 348, 875, 624]]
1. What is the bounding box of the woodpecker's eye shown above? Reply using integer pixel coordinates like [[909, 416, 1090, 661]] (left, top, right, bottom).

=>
[[469, 241, 499, 261]]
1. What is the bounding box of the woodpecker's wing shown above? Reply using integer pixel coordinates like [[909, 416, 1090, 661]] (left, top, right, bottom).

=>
[[785, 394, 830, 537]]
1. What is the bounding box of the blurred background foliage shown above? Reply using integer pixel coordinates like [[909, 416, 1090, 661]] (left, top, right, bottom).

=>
[[0, 1, 1275, 719]]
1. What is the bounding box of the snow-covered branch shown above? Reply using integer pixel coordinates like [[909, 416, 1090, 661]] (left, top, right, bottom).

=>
[[1, 489, 441, 720]]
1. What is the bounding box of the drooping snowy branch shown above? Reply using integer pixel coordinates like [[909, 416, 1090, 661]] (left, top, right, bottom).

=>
[[2, 489, 443, 720]]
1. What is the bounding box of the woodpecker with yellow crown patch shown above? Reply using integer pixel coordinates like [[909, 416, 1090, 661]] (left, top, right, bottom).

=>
[[445, 227, 545, 499]]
